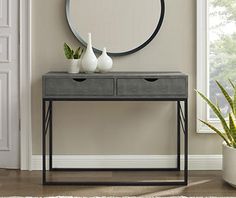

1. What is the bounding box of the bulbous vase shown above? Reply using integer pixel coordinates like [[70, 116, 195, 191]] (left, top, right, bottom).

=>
[[97, 48, 113, 73]]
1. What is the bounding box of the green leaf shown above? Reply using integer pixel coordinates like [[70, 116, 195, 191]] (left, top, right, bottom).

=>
[[196, 90, 233, 142], [73, 47, 84, 59], [199, 119, 231, 146], [71, 49, 74, 58], [233, 86, 236, 116], [229, 79, 235, 89], [216, 80, 234, 111], [73, 47, 80, 59], [64, 43, 73, 59], [79, 48, 84, 58], [229, 113, 236, 146], [216, 99, 221, 112], [228, 79, 236, 116], [231, 80, 236, 116]]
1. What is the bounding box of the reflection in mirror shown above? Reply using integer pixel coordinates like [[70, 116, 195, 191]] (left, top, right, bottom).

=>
[[67, 0, 165, 56]]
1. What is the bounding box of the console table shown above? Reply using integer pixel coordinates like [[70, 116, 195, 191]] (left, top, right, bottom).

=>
[[42, 71, 188, 186]]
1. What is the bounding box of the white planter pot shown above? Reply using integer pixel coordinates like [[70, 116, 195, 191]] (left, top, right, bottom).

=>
[[223, 142, 236, 187], [67, 59, 80, 74]]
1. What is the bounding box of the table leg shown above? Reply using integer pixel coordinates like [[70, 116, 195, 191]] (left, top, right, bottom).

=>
[[49, 101, 53, 171], [177, 101, 181, 170], [42, 99, 46, 184], [184, 99, 188, 185]]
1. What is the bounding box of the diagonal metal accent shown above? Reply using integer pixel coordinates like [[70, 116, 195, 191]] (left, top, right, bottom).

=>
[[44, 104, 51, 124], [44, 118, 50, 135], [44, 103, 51, 135], [179, 104, 186, 123], [180, 118, 186, 135]]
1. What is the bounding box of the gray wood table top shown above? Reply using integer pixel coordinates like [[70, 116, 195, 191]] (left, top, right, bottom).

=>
[[43, 71, 187, 77]]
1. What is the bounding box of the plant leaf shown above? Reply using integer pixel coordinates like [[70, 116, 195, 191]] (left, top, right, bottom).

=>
[[228, 79, 236, 116], [64, 43, 73, 59], [73, 47, 80, 59], [227, 79, 236, 116], [196, 90, 233, 142], [71, 49, 74, 58], [216, 80, 234, 112], [229, 113, 236, 146], [229, 79, 235, 89], [78, 48, 84, 58], [233, 85, 236, 116], [199, 119, 231, 146], [216, 99, 221, 112]]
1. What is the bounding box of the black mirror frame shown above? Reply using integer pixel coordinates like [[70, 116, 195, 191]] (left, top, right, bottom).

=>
[[66, 0, 165, 57]]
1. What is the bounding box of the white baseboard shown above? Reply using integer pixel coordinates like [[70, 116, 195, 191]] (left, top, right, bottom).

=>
[[31, 155, 222, 171]]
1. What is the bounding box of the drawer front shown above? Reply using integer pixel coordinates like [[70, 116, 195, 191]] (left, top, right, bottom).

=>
[[44, 77, 114, 97], [117, 78, 187, 97]]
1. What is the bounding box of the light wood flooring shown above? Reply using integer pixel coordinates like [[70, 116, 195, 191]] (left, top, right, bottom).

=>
[[0, 170, 236, 197]]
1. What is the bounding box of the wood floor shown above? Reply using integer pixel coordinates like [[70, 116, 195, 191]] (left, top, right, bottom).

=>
[[0, 170, 236, 197]]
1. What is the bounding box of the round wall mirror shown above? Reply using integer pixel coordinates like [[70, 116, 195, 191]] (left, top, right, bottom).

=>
[[66, 0, 165, 56]]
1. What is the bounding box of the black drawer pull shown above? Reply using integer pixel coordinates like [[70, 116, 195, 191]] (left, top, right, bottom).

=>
[[144, 78, 159, 82], [72, 78, 87, 82]]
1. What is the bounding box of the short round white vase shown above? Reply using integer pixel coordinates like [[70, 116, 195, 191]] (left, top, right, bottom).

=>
[[68, 59, 80, 74], [97, 48, 113, 73], [81, 33, 97, 73], [223, 142, 236, 187]]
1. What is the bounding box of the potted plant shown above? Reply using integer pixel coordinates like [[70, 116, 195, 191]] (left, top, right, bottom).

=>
[[64, 43, 83, 73], [196, 80, 236, 187]]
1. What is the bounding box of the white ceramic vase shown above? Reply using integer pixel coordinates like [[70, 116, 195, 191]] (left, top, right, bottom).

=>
[[81, 33, 97, 73], [67, 59, 80, 74], [97, 48, 113, 73], [223, 142, 236, 187]]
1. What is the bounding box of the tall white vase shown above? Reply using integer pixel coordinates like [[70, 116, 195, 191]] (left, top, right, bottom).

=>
[[97, 48, 113, 73], [81, 33, 97, 73]]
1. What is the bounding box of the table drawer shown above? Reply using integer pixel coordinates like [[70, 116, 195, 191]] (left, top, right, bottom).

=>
[[117, 78, 187, 97], [44, 77, 114, 97]]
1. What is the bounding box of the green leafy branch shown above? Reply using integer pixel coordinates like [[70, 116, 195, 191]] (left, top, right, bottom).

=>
[[196, 80, 236, 148]]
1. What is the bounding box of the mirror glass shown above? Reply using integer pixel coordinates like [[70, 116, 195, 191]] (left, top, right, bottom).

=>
[[67, 0, 164, 56]]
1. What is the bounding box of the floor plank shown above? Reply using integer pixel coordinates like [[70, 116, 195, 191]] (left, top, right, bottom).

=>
[[0, 170, 235, 197]]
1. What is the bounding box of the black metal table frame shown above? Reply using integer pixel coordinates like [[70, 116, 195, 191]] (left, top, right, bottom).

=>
[[42, 98, 188, 186]]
